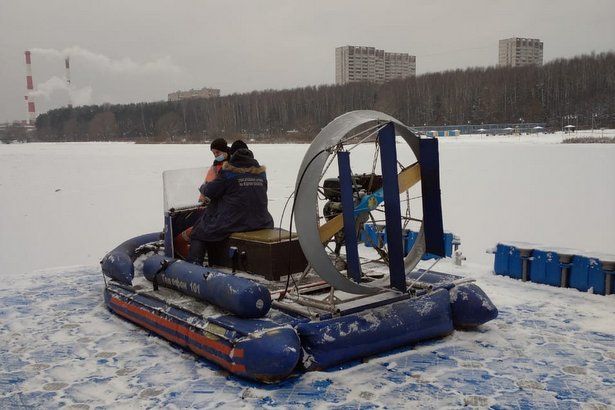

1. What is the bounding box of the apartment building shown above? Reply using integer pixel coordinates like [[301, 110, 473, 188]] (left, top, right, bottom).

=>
[[335, 46, 416, 85], [498, 37, 543, 67], [168, 87, 220, 102]]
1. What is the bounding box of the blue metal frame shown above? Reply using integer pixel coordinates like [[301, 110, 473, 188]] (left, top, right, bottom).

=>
[[419, 138, 445, 257], [378, 122, 406, 292], [337, 151, 362, 283]]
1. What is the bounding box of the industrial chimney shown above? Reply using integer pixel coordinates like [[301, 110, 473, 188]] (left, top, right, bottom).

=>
[[24, 50, 36, 124], [65, 56, 72, 108]]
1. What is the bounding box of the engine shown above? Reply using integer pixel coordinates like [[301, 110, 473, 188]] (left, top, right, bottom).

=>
[[322, 173, 383, 254]]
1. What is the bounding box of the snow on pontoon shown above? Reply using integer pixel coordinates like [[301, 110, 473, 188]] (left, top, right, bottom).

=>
[[101, 111, 498, 382]]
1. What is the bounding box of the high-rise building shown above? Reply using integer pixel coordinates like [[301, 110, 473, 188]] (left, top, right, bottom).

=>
[[335, 46, 416, 85], [498, 37, 543, 67], [168, 87, 220, 102]]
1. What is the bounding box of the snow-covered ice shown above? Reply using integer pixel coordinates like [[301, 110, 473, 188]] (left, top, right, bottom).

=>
[[2, 261, 614, 408], [1, 132, 614, 408]]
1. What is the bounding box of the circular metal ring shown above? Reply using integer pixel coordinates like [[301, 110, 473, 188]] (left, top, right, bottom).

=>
[[294, 110, 426, 294]]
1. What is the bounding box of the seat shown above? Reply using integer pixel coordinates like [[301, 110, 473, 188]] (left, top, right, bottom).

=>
[[230, 228, 297, 244]]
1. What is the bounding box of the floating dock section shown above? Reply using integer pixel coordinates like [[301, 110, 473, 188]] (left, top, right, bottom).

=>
[[492, 242, 615, 295]]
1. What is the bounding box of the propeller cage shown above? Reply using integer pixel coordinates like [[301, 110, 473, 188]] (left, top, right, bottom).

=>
[[294, 111, 445, 295]]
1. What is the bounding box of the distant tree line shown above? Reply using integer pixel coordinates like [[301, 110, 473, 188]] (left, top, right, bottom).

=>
[[25, 51, 615, 142], [0, 124, 30, 143], [563, 136, 615, 144]]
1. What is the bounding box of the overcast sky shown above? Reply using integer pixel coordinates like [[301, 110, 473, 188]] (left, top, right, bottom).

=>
[[1, 0, 614, 122]]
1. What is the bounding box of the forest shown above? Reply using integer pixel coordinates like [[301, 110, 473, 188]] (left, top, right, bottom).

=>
[[20, 52, 615, 142]]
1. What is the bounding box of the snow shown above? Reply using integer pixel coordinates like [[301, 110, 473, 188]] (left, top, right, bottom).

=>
[[1, 132, 615, 408], [2, 261, 614, 408]]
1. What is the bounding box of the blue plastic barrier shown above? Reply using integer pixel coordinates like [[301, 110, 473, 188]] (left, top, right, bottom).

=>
[[493, 243, 510, 275], [530, 249, 563, 287], [441, 232, 455, 258], [361, 224, 456, 261], [493, 243, 532, 280], [419, 231, 454, 260], [569, 256, 606, 295], [404, 230, 418, 256], [361, 223, 386, 248], [508, 246, 524, 280], [492, 243, 614, 296]]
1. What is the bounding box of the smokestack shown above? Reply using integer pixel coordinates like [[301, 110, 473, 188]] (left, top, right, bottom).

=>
[[65, 56, 72, 108], [65, 57, 70, 82], [24, 50, 36, 124]]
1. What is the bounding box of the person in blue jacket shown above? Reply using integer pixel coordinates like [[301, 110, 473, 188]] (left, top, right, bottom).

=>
[[188, 148, 274, 266], [229, 139, 248, 156]]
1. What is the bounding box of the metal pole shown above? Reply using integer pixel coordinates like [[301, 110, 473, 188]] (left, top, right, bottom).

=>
[[605, 272, 613, 295], [560, 267, 569, 288]]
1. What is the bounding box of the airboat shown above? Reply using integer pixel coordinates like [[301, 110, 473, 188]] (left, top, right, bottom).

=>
[[101, 110, 498, 382]]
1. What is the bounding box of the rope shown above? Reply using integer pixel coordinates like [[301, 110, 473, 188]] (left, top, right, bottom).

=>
[[347, 123, 389, 152], [337, 122, 383, 145], [152, 259, 176, 291]]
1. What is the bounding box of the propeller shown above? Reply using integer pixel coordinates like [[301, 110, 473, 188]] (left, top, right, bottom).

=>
[[318, 163, 421, 243]]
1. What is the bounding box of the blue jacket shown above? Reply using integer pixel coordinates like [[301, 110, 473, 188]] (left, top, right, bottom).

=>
[[191, 155, 274, 242]]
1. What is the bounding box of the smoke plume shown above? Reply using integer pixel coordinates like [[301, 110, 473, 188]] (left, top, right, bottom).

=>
[[31, 46, 181, 75], [29, 76, 93, 106], [27, 46, 181, 109]]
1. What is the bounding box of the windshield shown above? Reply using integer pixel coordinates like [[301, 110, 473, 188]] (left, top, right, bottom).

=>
[[162, 167, 207, 211]]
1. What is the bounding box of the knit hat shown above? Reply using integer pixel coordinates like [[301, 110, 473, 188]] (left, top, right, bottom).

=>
[[230, 148, 255, 162], [210, 138, 229, 153], [229, 140, 248, 156]]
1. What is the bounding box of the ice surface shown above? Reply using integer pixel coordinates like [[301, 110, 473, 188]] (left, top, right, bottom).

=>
[[2, 134, 614, 276], [1, 260, 614, 408], [1, 133, 614, 407]]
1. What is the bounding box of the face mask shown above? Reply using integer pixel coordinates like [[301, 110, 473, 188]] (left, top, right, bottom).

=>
[[215, 153, 226, 162]]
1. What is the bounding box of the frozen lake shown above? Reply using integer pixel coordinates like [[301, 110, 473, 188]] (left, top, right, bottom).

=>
[[1, 135, 614, 276], [1, 134, 614, 408]]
